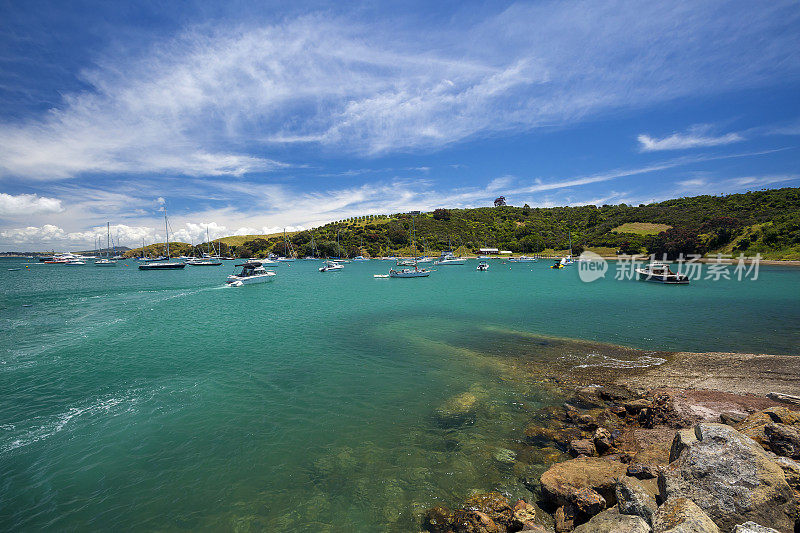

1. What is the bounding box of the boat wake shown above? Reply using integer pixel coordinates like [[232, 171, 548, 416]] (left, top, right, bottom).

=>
[[0, 391, 143, 455]]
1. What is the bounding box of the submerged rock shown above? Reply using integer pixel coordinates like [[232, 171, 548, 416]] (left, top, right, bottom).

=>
[[452, 509, 500, 533], [572, 506, 650, 533], [652, 497, 719, 532], [423, 506, 454, 533], [510, 500, 537, 530], [659, 423, 797, 532], [436, 391, 480, 427]]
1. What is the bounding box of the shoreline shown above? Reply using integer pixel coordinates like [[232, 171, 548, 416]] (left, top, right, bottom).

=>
[[421, 344, 800, 532]]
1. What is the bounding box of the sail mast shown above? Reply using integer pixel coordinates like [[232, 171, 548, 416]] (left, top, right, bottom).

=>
[[164, 206, 170, 259]]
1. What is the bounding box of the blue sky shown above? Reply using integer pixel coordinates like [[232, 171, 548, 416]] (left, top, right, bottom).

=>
[[0, 0, 799, 250]]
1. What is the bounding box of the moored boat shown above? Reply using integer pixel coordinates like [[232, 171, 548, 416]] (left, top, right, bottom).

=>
[[389, 266, 431, 278], [635, 262, 690, 284], [319, 260, 344, 272], [477, 261, 489, 271]]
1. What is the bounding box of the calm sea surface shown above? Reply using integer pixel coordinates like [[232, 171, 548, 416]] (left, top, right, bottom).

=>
[[1, 257, 799, 530]]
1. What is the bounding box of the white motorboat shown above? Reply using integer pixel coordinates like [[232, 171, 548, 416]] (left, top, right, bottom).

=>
[[561, 255, 575, 266], [94, 258, 117, 267], [415, 256, 433, 263], [635, 262, 690, 284], [477, 261, 489, 271], [319, 260, 344, 272], [276, 257, 295, 262], [64, 260, 86, 265], [509, 255, 537, 263], [227, 261, 276, 286], [187, 259, 222, 266], [434, 252, 466, 265], [352, 256, 369, 261], [302, 256, 318, 261], [389, 266, 431, 278]]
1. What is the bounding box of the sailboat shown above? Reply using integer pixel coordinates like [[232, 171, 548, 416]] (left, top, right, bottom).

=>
[[352, 236, 369, 261], [138, 206, 186, 270], [276, 229, 296, 262], [303, 234, 319, 260], [561, 230, 575, 266], [187, 227, 222, 265], [95, 223, 117, 266], [388, 214, 431, 277], [331, 230, 350, 262]]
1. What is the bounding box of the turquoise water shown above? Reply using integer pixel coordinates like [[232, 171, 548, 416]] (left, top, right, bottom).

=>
[[1, 258, 799, 530]]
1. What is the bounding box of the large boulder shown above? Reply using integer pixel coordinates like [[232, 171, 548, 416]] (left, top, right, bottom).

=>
[[735, 407, 800, 452], [540, 457, 627, 510], [652, 497, 719, 532], [616, 477, 657, 526], [732, 522, 781, 533], [572, 506, 650, 533], [764, 423, 800, 459], [659, 423, 797, 532]]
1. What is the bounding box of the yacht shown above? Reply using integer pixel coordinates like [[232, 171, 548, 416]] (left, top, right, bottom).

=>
[[95, 223, 117, 266], [139, 206, 186, 270], [389, 265, 431, 278], [434, 252, 466, 265], [635, 262, 690, 284], [319, 260, 344, 272], [352, 255, 369, 261], [477, 261, 489, 271], [226, 261, 275, 286], [187, 258, 222, 266]]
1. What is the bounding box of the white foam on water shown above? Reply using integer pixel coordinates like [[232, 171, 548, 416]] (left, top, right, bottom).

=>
[[0, 393, 139, 455], [565, 352, 666, 369]]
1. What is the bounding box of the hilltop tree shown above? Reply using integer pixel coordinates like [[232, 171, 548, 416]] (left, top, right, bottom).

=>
[[432, 208, 451, 221], [494, 196, 506, 207]]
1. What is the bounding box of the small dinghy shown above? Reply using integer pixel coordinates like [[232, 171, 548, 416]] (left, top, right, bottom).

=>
[[477, 261, 489, 271]]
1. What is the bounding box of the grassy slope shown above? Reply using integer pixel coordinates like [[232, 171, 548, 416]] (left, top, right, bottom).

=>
[[611, 222, 672, 235]]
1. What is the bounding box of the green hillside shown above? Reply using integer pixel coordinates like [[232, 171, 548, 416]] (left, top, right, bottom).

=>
[[126, 187, 800, 260]]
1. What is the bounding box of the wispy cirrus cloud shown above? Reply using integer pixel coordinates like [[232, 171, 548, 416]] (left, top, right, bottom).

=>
[[638, 124, 745, 152], [1, 1, 798, 180]]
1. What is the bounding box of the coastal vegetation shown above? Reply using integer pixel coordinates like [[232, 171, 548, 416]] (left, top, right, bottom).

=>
[[122, 187, 800, 260]]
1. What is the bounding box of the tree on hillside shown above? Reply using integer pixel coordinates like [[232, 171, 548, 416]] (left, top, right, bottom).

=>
[[494, 196, 506, 207], [432, 208, 451, 221]]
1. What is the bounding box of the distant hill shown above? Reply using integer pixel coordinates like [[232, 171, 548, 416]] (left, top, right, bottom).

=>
[[125, 187, 800, 260]]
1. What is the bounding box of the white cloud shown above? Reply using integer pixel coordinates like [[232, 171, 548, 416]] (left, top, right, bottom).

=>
[[675, 174, 798, 196], [0, 193, 64, 215], [638, 126, 744, 151], [1, 2, 798, 179]]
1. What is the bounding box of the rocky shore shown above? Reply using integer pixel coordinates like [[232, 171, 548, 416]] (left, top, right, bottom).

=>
[[421, 350, 800, 533]]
